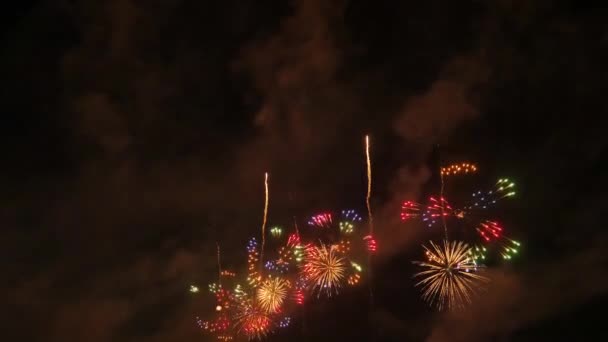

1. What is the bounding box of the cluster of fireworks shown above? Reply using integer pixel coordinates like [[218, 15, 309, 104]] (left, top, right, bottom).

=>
[[190, 139, 522, 339], [402, 163, 522, 310], [194, 209, 371, 340]]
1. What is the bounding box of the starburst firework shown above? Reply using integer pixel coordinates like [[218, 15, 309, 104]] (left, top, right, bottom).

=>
[[414, 240, 488, 311], [302, 244, 346, 297], [234, 298, 272, 340], [256, 277, 290, 313]]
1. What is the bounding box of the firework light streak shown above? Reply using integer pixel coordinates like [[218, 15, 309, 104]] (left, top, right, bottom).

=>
[[256, 277, 291, 313], [365, 135, 374, 234], [414, 240, 488, 311], [260, 172, 269, 268], [303, 244, 347, 297]]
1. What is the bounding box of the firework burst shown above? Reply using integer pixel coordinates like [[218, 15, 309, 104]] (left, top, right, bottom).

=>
[[256, 277, 290, 313], [302, 244, 347, 297], [308, 213, 333, 229], [234, 298, 272, 340], [413, 240, 488, 311]]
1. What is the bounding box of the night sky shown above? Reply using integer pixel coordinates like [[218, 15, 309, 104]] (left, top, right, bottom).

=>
[[3, 1, 608, 341]]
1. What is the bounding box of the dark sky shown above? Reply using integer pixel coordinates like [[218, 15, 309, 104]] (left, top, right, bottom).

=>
[[2, 1, 607, 341]]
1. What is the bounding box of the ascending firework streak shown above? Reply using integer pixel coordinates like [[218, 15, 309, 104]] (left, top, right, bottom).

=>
[[217, 242, 222, 285], [364, 135, 376, 309], [365, 135, 374, 234], [413, 240, 488, 311], [260, 172, 269, 269]]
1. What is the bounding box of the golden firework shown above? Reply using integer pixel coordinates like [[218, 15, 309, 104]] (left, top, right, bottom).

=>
[[303, 244, 346, 297], [256, 277, 290, 313], [414, 240, 488, 311]]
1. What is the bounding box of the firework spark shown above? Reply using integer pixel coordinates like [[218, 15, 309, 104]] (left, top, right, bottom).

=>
[[303, 244, 347, 297], [200, 286, 234, 340], [363, 235, 377, 253], [270, 226, 282, 238], [465, 178, 516, 212], [441, 162, 478, 176], [247, 238, 261, 287], [256, 277, 290, 313], [308, 213, 333, 228], [414, 240, 488, 311]]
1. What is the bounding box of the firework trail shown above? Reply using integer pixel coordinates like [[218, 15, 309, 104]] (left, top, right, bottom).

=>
[[260, 172, 269, 269], [365, 135, 374, 234]]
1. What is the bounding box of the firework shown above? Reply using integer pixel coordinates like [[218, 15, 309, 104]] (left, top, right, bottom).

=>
[[340, 209, 362, 234], [234, 298, 272, 340], [256, 277, 291, 313], [401, 178, 521, 261], [464, 178, 516, 212], [476, 220, 503, 242], [400, 200, 423, 221], [334, 239, 351, 254], [308, 213, 332, 229], [278, 316, 291, 328], [200, 286, 235, 340], [500, 238, 521, 260], [302, 244, 347, 297], [293, 276, 307, 305], [270, 226, 282, 238], [347, 261, 363, 285], [260, 172, 269, 266], [220, 270, 236, 277], [363, 235, 377, 253], [441, 162, 477, 176], [401, 197, 454, 229], [247, 238, 261, 287], [365, 135, 374, 233], [414, 240, 488, 311], [468, 245, 487, 263]]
